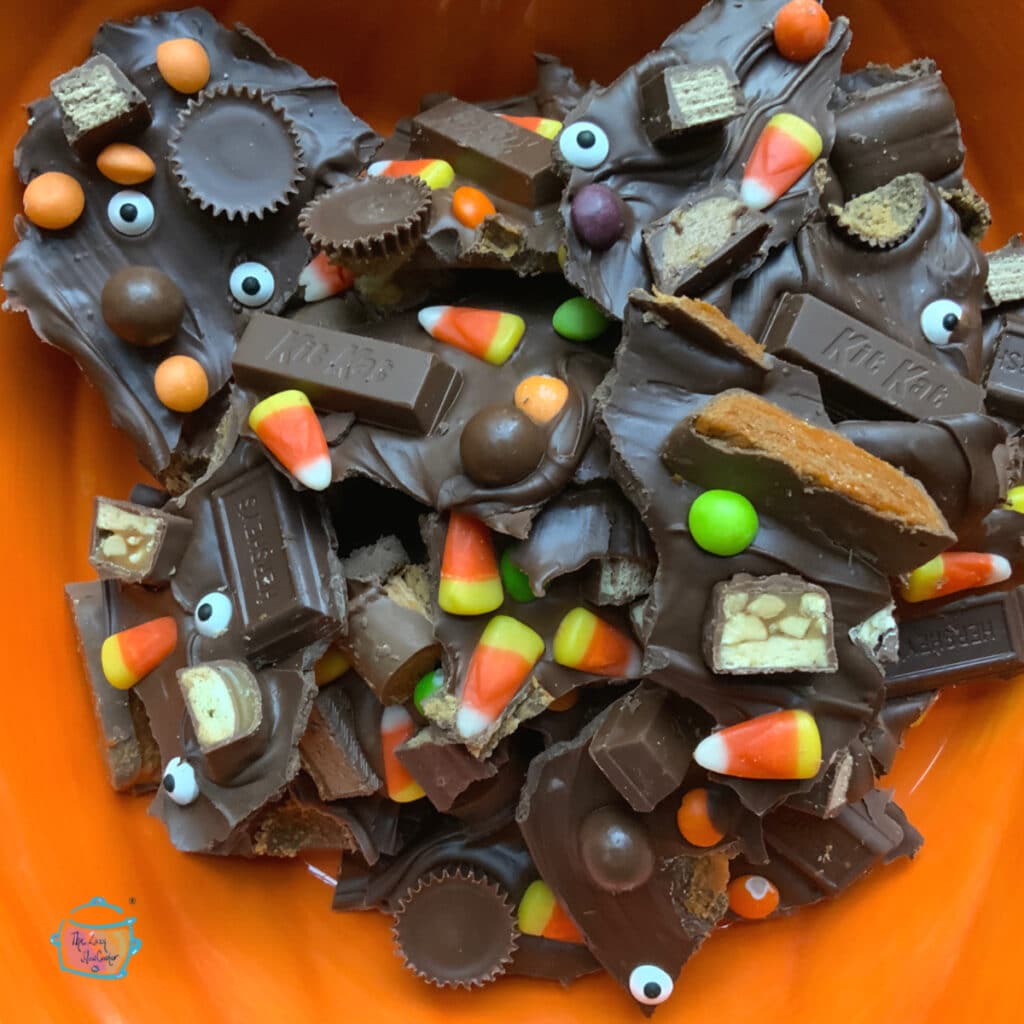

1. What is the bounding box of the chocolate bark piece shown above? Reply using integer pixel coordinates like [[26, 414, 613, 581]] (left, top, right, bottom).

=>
[[884, 586, 1024, 696], [662, 388, 956, 575], [65, 581, 161, 793], [985, 236, 1024, 308], [233, 313, 461, 435], [89, 497, 192, 585], [831, 60, 964, 199], [509, 936, 600, 982], [643, 191, 769, 297], [704, 573, 837, 675], [299, 683, 380, 800], [985, 313, 1024, 421], [395, 727, 499, 812], [761, 293, 985, 421], [410, 98, 561, 208], [50, 53, 151, 157], [588, 684, 698, 812], [639, 61, 744, 146], [941, 180, 992, 243], [243, 777, 361, 858], [865, 691, 937, 775]]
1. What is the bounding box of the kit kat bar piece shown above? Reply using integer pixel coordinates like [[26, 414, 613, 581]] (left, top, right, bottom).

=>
[[885, 586, 1024, 696], [233, 313, 461, 436], [639, 61, 744, 146], [761, 293, 985, 420], [89, 496, 192, 585], [409, 98, 562, 207], [299, 684, 380, 800], [984, 312, 1024, 420]]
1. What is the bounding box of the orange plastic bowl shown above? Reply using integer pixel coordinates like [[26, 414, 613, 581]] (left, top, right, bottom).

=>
[[1, 2, 1022, 1021]]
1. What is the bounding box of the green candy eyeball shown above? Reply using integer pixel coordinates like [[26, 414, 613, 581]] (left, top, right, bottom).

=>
[[688, 489, 759, 556]]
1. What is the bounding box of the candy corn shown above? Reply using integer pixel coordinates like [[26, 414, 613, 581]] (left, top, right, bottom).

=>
[[367, 158, 455, 190], [298, 251, 354, 302], [380, 706, 426, 803], [248, 390, 332, 491], [314, 645, 352, 686], [740, 113, 822, 211], [517, 880, 584, 943], [499, 114, 563, 140], [438, 512, 504, 616], [728, 875, 779, 919], [694, 709, 822, 780], [1005, 485, 1024, 513], [101, 616, 178, 690], [456, 616, 544, 739], [675, 788, 725, 848], [900, 552, 1011, 603], [417, 306, 526, 365], [553, 607, 642, 677]]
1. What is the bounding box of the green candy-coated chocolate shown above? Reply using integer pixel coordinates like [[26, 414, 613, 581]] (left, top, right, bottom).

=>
[[688, 489, 759, 556], [413, 668, 444, 714], [500, 548, 537, 602], [552, 296, 608, 341]]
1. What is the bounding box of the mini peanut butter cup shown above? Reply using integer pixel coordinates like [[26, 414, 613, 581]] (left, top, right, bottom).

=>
[[829, 173, 928, 249]]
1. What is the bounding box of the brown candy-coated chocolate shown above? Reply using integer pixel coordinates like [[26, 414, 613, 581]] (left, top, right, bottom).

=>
[[299, 682, 380, 801], [638, 61, 744, 146], [459, 404, 547, 488], [101, 266, 185, 347], [579, 805, 655, 893], [89, 496, 192, 585]]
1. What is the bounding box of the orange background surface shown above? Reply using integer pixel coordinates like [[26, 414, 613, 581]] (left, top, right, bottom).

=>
[[1, 1, 1023, 1021]]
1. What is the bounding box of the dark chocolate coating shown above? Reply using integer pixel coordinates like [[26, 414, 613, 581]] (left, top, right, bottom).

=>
[[579, 805, 655, 893], [101, 266, 185, 346], [460, 404, 546, 487]]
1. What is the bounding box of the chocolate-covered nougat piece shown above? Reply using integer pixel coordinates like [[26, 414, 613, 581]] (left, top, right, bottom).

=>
[[89, 497, 192, 585]]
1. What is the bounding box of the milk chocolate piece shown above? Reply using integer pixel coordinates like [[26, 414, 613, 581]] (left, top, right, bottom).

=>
[[233, 313, 461, 436], [985, 313, 1024, 420], [885, 586, 1024, 696], [985, 236, 1024, 307], [410, 98, 561, 207], [395, 727, 499, 812], [761, 293, 985, 420], [588, 685, 696, 813], [643, 192, 769, 296], [704, 573, 837, 674], [299, 683, 380, 800], [89, 497, 192, 585], [50, 53, 150, 157], [639, 62, 743, 145]]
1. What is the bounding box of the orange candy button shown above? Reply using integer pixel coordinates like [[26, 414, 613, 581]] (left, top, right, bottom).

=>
[[728, 875, 780, 919], [676, 788, 725, 848], [155, 38, 211, 93], [514, 375, 569, 424], [154, 356, 209, 412], [773, 0, 831, 62], [452, 186, 496, 228], [96, 143, 156, 185], [23, 172, 84, 230]]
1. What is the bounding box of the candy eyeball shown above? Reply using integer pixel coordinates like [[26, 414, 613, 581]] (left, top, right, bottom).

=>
[[229, 261, 275, 307], [162, 757, 199, 806], [194, 591, 233, 637], [107, 190, 155, 236], [559, 121, 610, 170], [920, 299, 963, 345], [628, 964, 674, 1006]]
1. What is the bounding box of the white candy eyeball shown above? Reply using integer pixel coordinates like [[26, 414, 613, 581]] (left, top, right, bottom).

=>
[[162, 757, 199, 806], [628, 964, 674, 1006], [230, 262, 275, 307], [920, 299, 963, 345], [107, 190, 155, 236], [194, 592, 233, 638], [559, 121, 610, 170]]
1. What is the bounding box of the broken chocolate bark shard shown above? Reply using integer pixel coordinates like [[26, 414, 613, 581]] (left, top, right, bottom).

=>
[[639, 61, 744, 146], [704, 573, 837, 675], [761, 293, 985, 420], [394, 727, 500, 812], [299, 683, 380, 800], [985, 314, 1024, 419], [233, 313, 462, 435], [89, 496, 192, 585]]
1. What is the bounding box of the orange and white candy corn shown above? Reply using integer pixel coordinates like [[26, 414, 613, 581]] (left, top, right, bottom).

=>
[[728, 875, 780, 919], [249, 390, 331, 491], [101, 616, 178, 690], [314, 645, 352, 686], [367, 158, 455, 190], [740, 113, 822, 211], [553, 607, 642, 677], [900, 551, 1011, 603], [380, 706, 426, 803], [517, 880, 584, 943], [694, 708, 822, 780], [457, 615, 545, 739], [499, 113, 563, 140], [417, 305, 526, 365], [438, 513, 504, 616], [298, 251, 354, 302]]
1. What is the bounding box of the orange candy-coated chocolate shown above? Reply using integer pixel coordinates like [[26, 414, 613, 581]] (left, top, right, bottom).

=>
[[22, 172, 84, 230], [96, 143, 156, 185], [676, 788, 725, 848], [154, 355, 209, 412], [728, 875, 781, 919], [452, 185, 496, 228], [773, 0, 831, 62], [155, 38, 211, 93], [514, 375, 569, 424]]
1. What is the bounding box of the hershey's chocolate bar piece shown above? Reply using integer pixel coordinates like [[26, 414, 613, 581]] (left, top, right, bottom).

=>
[[643, 192, 769, 297], [704, 573, 837, 674], [299, 684, 380, 800], [50, 53, 151, 157], [410, 98, 561, 207], [885, 587, 1024, 696], [233, 313, 461, 435], [395, 726, 499, 812], [639, 61, 744, 145], [89, 496, 192, 585], [128, 483, 171, 509], [985, 313, 1024, 419], [761, 293, 985, 420], [210, 461, 345, 662], [588, 684, 695, 812]]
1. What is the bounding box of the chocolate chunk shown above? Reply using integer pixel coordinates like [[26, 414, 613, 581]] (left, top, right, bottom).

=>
[[128, 483, 172, 509], [987, 314, 1024, 420], [50, 53, 151, 157], [395, 727, 499, 812], [865, 691, 937, 774], [299, 683, 380, 800], [100, 267, 185, 347], [643, 192, 769, 296], [233, 313, 462, 436], [639, 61, 744, 145], [509, 936, 600, 982], [761, 293, 985, 420], [459, 404, 546, 487], [885, 586, 1024, 696], [588, 685, 697, 813], [704, 573, 837, 674], [89, 497, 192, 585], [410, 98, 561, 207], [985, 236, 1024, 307]]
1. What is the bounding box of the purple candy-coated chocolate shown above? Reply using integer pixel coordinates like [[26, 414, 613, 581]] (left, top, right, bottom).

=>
[[571, 184, 626, 252]]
